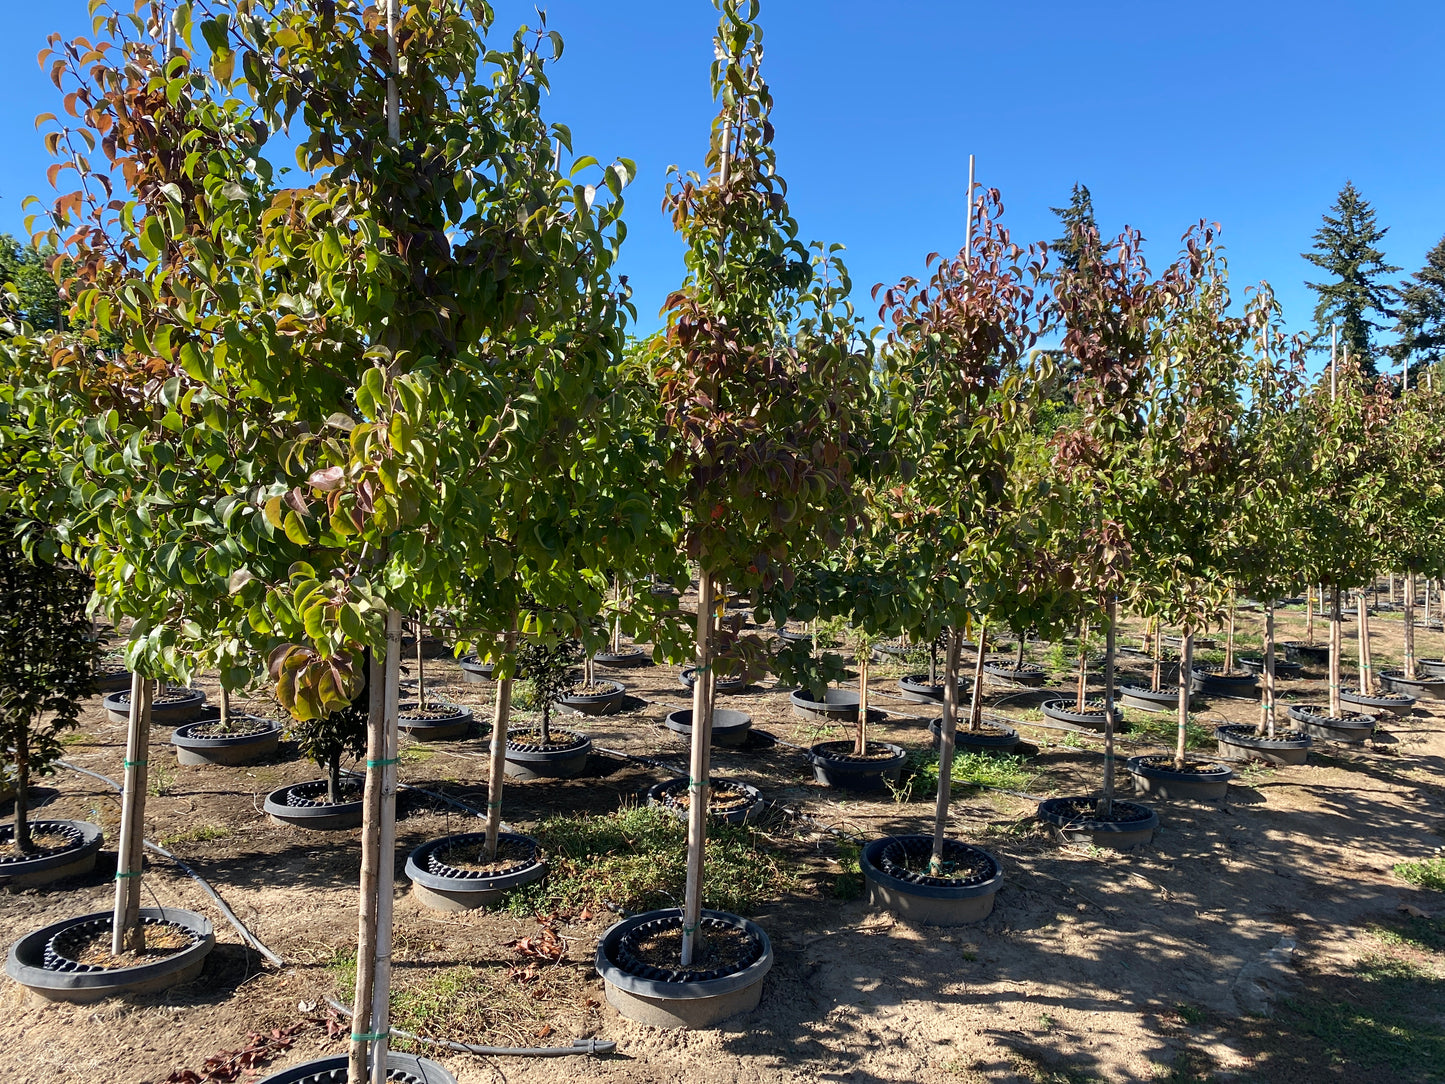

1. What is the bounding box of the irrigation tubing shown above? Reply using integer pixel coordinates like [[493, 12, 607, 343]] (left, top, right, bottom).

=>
[[55, 758, 613, 1060]]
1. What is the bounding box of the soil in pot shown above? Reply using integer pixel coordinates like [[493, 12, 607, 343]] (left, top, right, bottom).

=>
[[898, 674, 969, 704], [981, 662, 1046, 687], [1339, 687, 1416, 717], [0, 824, 79, 861], [1236, 654, 1303, 679], [1214, 724, 1311, 766], [928, 717, 1021, 753], [647, 777, 762, 825], [50, 920, 199, 971], [594, 647, 651, 668], [0, 820, 104, 887], [808, 740, 907, 790], [431, 835, 536, 876], [255, 1054, 458, 1084], [1127, 755, 1232, 801], [103, 685, 206, 725], [1040, 699, 1119, 730]]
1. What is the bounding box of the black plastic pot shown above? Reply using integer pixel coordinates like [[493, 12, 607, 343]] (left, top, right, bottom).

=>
[[1236, 654, 1303, 679], [1119, 684, 1199, 713], [263, 780, 364, 830], [981, 662, 1047, 687], [1281, 641, 1329, 665], [256, 1053, 458, 1084], [679, 667, 748, 694], [92, 666, 132, 694], [898, 674, 969, 705], [646, 777, 764, 826], [594, 647, 652, 669], [1214, 724, 1311, 766], [1126, 755, 1232, 801], [1036, 796, 1158, 850], [503, 728, 592, 780], [596, 908, 773, 1028], [1340, 686, 1416, 717], [0, 820, 104, 888], [171, 715, 283, 766], [806, 741, 907, 790], [102, 686, 207, 726], [1377, 670, 1445, 701], [405, 831, 546, 912], [927, 717, 1021, 754], [557, 680, 626, 716], [860, 835, 1003, 925], [663, 708, 752, 747], [1040, 699, 1120, 731], [396, 701, 474, 741], [1164, 635, 1216, 650], [790, 688, 860, 722], [6, 907, 214, 1002], [1190, 665, 1259, 698], [1418, 658, 1445, 679], [776, 628, 811, 645], [1287, 704, 1377, 744], [458, 654, 494, 683]]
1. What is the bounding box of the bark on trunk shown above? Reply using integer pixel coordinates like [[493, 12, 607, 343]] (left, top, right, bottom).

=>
[[1074, 621, 1089, 712], [1260, 601, 1277, 738], [13, 728, 30, 854], [1096, 596, 1118, 819], [930, 627, 964, 874], [1224, 605, 1236, 673], [111, 674, 153, 954], [1357, 593, 1373, 696], [1174, 629, 1194, 770], [854, 650, 870, 757], [485, 627, 517, 860]]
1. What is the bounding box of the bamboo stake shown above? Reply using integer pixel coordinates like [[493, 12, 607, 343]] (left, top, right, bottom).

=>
[[1405, 573, 1417, 681], [1357, 592, 1373, 696], [484, 625, 516, 859], [1329, 586, 1342, 719], [855, 647, 870, 756], [930, 627, 965, 873], [968, 623, 987, 732], [349, 646, 386, 1084], [1074, 620, 1089, 712], [1097, 596, 1118, 818], [1224, 603, 1236, 673], [1305, 586, 1314, 644], [680, 568, 716, 967], [369, 611, 402, 1084], [414, 615, 425, 711], [1151, 619, 1163, 692], [1261, 601, 1277, 738], [111, 673, 153, 954], [1175, 628, 1194, 770]]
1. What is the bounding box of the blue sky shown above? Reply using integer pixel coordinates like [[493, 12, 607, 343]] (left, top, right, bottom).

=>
[[4, 1, 1444, 362]]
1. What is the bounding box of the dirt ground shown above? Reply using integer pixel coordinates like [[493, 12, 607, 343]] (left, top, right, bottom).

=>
[[3, 593, 1445, 1084]]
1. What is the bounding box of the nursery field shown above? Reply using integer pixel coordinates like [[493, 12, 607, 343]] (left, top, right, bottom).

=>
[[4, 594, 1444, 1084]]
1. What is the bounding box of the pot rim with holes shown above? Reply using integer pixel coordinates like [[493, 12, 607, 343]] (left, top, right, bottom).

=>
[[860, 834, 1003, 925], [262, 779, 365, 830], [0, 820, 104, 888], [5, 907, 214, 1002], [405, 831, 546, 911]]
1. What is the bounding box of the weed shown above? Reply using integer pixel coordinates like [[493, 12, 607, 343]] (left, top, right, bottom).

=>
[[1395, 852, 1445, 892], [801, 721, 840, 743], [1150, 1048, 1214, 1083], [1129, 712, 1214, 753], [504, 803, 800, 918], [399, 744, 435, 765], [1367, 913, 1445, 955], [894, 749, 1039, 801], [1061, 730, 1086, 749], [147, 762, 175, 797], [832, 840, 863, 900], [158, 823, 231, 847], [1172, 1001, 1207, 1026], [1008, 1051, 1099, 1083]]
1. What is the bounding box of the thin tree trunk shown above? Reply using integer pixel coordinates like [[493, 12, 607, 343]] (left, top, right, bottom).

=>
[[13, 728, 30, 854], [1260, 601, 1277, 738], [1390, 573, 1397, 606], [485, 627, 516, 860], [1074, 621, 1088, 712], [219, 685, 231, 732], [968, 625, 987, 731], [1174, 629, 1194, 770], [681, 567, 716, 967], [1224, 604, 1236, 672], [1015, 636, 1026, 671], [854, 650, 870, 756], [1306, 586, 1314, 645], [1096, 596, 1118, 819], [328, 752, 344, 805], [111, 674, 152, 954], [930, 627, 964, 874], [1151, 620, 1163, 692], [414, 616, 426, 711], [1357, 592, 1373, 696], [1405, 573, 1417, 680], [1141, 614, 1153, 652], [1329, 586, 1342, 719]]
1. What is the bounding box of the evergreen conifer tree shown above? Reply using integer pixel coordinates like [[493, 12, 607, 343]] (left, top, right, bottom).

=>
[[1302, 181, 1400, 376], [1389, 235, 1445, 381], [1049, 183, 1098, 278]]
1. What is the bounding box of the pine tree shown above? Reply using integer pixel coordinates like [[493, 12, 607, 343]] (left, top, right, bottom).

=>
[[1389, 235, 1445, 381], [1302, 182, 1400, 377], [1049, 183, 1098, 278]]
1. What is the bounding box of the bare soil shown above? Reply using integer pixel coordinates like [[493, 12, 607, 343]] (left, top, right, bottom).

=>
[[3, 594, 1444, 1083]]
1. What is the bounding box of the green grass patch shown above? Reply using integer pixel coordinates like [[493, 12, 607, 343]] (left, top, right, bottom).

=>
[[1369, 913, 1445, 954], [1396, 853, 1445, 892], [894, 748, 1038, 801], [504, 803, 801, 918]]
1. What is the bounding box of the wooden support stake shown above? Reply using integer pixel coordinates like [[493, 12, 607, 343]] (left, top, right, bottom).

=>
[[485, 626, 516, 860], [1097, 596, 1119, 818], [930, 626, 966, 872], [111, 673, 153, 954], [1261, 601, 1277, 738], [1329, 586, 1342, 719], [1175, 629, 1193, 769], [1405, 573, 1417, 681], [681, 568, 716, 967]]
